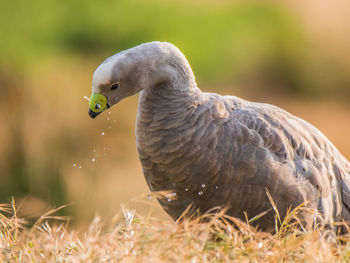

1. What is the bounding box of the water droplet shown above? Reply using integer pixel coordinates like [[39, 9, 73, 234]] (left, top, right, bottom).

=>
[[78, 166, 82, 169], [198, 191, 203, 196], [147, 195, 152, 200], [172, 192, 177, 196], [73, 163, 76, 167], [92, 158, 95, 162], [83, 96, 90, 102], [185, 188, 189, 192], [167, 198, 171, 202], [201, 184, 206, 188], [215, 186, 219, 189], [107, 117, 110, 121], [101, 132, 105, 136], [108, 112, 111, 115]]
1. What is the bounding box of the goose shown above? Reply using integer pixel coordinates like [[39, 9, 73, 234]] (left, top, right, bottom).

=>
[[87, 41, 350, 231]]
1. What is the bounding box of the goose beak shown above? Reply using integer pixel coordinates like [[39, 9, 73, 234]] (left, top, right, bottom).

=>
[[88, 103, 110, 119], [89, 109, 101, 119], [88, 92, 110, 119]]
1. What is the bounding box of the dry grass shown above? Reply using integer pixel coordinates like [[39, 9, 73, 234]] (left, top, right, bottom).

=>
[[1, 199, 350, 262]]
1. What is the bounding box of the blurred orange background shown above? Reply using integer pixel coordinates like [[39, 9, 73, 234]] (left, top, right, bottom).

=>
[[0, 0, 349, 225]]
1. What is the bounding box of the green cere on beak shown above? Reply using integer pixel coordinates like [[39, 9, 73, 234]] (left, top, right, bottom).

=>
[[88, 92, 109, 119]]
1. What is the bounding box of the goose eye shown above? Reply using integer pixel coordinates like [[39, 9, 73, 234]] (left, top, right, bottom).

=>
[[95, 103, 101, 110], [111, 83, 119, 90]]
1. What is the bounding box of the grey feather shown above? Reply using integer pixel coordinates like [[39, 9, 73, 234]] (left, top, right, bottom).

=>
[[91, 41, 350, 231]]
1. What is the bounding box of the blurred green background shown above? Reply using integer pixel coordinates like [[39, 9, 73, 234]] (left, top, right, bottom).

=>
[[1, 0, 350, 224]]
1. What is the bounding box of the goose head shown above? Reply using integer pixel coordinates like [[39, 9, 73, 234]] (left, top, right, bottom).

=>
[[88, 41, 189, 119], [88, 48, 146, 119]]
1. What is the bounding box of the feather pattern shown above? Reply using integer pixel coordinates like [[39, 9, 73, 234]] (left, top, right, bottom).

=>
[[91, 42, 350, 231]]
